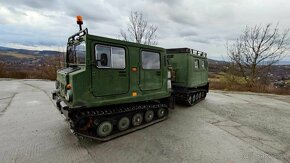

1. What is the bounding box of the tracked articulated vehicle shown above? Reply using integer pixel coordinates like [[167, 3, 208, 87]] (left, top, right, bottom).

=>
[[52, 25, 173, 141], [167, 48, 209, 106], [52, 17, 208, 141]]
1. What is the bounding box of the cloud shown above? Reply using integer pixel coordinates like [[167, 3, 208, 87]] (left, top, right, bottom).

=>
[[1, 0, 61, 10], [185, 37, 210, 44], [64, 1, 121, 23], [178, 29, 198, 37], [0, 0, 290, 59]]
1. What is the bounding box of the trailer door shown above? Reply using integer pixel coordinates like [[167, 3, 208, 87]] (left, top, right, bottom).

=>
[[193, 59, 201, 85], [139, 50, 162, 91]]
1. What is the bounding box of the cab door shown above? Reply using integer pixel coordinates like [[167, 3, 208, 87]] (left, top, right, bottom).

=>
[[139, 50, 162, 91], [92, 44, 129, 96]]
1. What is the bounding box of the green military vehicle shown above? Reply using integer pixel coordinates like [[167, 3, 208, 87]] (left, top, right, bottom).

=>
[[167, 48, 209, 106], [52, 27, 173, 141], [52, 17, 208, 141]]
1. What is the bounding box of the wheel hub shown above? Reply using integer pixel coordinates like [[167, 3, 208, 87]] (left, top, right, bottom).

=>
[[144, 110, 154, 122], [118, 117, 130, 131], [132, 113, 143, 126], [157, 108, 166, 118], [97, 121, 113, 137]]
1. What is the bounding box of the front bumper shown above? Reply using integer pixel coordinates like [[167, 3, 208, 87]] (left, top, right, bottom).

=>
[[52, 90, 85, 119], [52, 90, 69, 117]]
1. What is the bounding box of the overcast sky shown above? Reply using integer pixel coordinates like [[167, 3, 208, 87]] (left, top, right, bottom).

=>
[[0, 0, 290, 60]]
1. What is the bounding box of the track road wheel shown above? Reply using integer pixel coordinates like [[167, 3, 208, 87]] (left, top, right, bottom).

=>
[[144, 110, 154, 122], [157, 108, 166, 118], [199, 92, 202, 99], [132, 113, 143, 126], [186, 95, 194, 106], [195, 93, 199, 101], [192, 94, 196, 103], [97, 121, 113, 137], [117, 117, 130, 131]]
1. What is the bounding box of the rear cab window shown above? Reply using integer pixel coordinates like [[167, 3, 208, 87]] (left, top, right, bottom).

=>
[[141, 51, 160, 69]]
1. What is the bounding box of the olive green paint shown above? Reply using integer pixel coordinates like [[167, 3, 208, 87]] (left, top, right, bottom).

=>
[[168, 53, 208, 88], [57, 32, 170, 109]]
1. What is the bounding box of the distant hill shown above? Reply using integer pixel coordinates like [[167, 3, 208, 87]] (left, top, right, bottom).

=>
[[275, 61, 290, 65], [0, 46, 64, 72], [0, 46, 289, 82], [208, 58, 228, 65], [0, 46, 63, 56], [0, 45, 288, 66]]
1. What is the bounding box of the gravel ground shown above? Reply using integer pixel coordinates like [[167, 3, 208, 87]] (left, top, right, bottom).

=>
[[0, 79, 289, 163]]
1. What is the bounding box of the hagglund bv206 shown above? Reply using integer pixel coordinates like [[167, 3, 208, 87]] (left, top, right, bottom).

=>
[[52, 16, 174, 141], [52, 16, 208, 141]]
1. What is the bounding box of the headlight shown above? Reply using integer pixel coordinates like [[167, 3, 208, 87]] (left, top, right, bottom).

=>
[[65, 90, 73, 101]]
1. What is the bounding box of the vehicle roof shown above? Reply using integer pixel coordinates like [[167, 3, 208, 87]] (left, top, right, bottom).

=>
[[166, 48, 207, 59], [86, 34, 164, 51]]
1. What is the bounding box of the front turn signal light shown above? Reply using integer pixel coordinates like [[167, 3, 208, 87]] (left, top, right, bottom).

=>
[[132, 92, 137, 97], [132, 67, 137, 72]]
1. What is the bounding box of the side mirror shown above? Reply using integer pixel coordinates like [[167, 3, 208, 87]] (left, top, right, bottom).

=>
[[100, 53, 108, 66]]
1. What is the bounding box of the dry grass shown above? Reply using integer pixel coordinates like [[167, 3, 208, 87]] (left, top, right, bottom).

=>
[[0, 52, 35, 59], [209, 73, 290, 95], [0, 57, 59, 80]]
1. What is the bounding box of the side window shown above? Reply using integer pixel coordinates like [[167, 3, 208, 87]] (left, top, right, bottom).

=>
[[111, 47, 125, 69], [142, 51, 160, 69], [96, 45, 111, 68], [95, 45, 125, 69], [194, 59, 199, 69]]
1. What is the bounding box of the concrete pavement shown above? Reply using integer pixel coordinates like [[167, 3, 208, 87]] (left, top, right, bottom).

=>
[[0, 79, 289, 163]]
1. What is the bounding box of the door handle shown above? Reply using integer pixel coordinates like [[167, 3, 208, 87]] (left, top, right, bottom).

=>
[[156, 71, 161, 76]]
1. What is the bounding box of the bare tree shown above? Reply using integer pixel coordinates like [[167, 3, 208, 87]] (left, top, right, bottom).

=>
[[227, 23, 289, 87], [120, 11, 158, 45]]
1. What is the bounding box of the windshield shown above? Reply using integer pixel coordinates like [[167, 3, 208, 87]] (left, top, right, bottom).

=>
[[67, 42, 86, 65]]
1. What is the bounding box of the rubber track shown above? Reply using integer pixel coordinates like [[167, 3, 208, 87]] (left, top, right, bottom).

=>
[[70, 103, 168, 141], [75, 117, 167, 141], [175, 90, 207, 106]]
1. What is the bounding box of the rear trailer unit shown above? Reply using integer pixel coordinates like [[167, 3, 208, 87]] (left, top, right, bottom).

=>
[[167, 48, 209, 106]]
